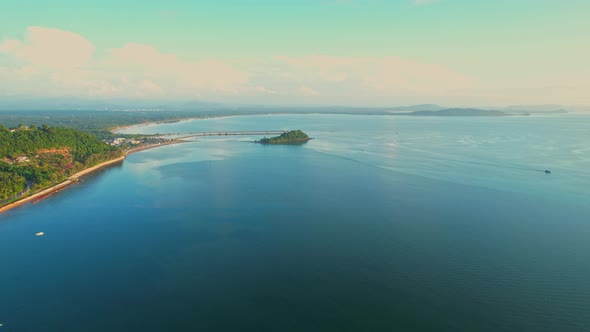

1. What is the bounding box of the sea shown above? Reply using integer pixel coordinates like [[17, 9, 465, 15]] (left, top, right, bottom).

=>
[[1, 113, 589, 331]]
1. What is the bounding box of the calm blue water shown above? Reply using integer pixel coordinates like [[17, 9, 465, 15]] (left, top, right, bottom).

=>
[[1, 114, 589, 331]]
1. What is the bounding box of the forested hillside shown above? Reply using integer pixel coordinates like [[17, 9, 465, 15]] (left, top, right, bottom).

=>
[[258, 130, 311, 145], [0, 125, 122, 201], [0, 110, 213, 139]]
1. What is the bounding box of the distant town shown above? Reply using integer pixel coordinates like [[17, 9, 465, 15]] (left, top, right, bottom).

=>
[[103, 136, 176, 148]]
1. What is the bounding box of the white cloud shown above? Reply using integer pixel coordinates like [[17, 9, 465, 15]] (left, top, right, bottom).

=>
[[259, 55, 474, 100], [0, 26, 93, 69], [0, 27, 248, 99], [104, 43, 249, 93], [1, 28, 475, 103], [300, 86, 321, 96], [253, 86, 278, 94], [7, 26, 585, 106]]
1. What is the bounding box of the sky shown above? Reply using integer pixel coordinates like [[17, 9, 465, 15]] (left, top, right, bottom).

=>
[[0, 0, 589, 107]]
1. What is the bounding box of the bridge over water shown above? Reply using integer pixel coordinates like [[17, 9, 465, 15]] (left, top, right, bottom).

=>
[[159, 130, 288, 139]]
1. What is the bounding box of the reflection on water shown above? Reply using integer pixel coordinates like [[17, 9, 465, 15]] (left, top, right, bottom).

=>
[[123, 114, 590, 200]]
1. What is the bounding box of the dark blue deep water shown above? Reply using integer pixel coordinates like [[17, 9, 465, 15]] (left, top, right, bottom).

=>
[[1, 114, 589, 331]]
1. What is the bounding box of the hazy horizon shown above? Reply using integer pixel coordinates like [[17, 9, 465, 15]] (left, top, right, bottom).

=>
[[1, 0, 589, 107], [0, 97, 588, 113]]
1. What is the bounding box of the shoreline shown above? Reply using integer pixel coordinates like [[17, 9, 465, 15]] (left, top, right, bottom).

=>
[[0, 140, 186, 216], [124, 139, 187, 154], [0, 156, 125, 215], [112, 111, 550, 136], [110, 117, 202, 134], [110, 113, 287, 135], [110, 115, 229, 134], [109, 112, 397, 136], [3, 112, 334, 216]]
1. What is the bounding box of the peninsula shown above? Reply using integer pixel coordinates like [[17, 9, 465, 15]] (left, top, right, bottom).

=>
[[257, 130, 311, 145], [0, 124, 180, 213]]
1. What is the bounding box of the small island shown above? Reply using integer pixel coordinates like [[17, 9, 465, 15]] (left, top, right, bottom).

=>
[[257, 130, 312, 145]]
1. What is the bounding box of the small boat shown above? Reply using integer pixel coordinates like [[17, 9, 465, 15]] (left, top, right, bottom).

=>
[[35, 232, 44, 236], [544, 170, 552, 174]]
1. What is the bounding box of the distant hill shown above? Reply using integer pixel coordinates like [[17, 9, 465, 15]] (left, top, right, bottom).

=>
[[402, 108, 517, 117], [504, 104, 565, 112], [387, 104, 445, 112], [2, 98, 577, 116], [503, 105, 568, 114]]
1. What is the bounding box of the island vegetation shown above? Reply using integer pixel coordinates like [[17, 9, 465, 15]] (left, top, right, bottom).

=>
[[258, 130, 311, 145]]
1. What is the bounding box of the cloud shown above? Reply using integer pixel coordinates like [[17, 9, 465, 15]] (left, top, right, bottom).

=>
[[0, 27, 248, 98], [104, 43, 248, 93], [0, 27, 476, 104], [0, 26, 492, 105], [253, 86, 278, 95], [2, 25, 587, 106], [17, 27, 590, 105], [0, 26, 93, 69], [261, 55, 474, 99], [300, 86, 321, 96]]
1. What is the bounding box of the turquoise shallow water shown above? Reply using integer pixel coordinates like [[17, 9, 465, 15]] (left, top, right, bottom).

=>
[[1, 114, 589, 331]]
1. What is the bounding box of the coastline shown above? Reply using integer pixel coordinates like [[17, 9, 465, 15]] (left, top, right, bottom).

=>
[[110, 118, 193, 134], [0, 140, 186, 215], [110, 116, 216, 134], [0, 180, 76, 215], [124, 140, 187, 154], [110, 112, 393, 136], [109, 113, 279, 135], [0, 156, 125, 215], [3, 113, 333, 216], [1, 111, 311, 216]]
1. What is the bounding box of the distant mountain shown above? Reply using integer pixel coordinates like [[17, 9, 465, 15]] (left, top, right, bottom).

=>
[[504, 104, 565, 112], [387, 104, 445, 112], [1, 97, 579, 115], [402, 108, 517, 117], [503, 105, 568, 114]]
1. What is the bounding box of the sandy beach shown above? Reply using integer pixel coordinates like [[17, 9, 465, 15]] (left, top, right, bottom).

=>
[[0, 140, 186, 215], [0, 112, 255, 216], [109, 113, 266, 135], [0, 114, 189, 216], [124, 140, 187, 154], [110, 116, 208, 134], [0, 156, 125, 215]]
